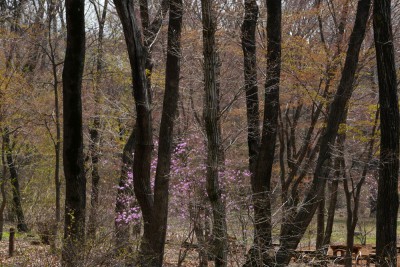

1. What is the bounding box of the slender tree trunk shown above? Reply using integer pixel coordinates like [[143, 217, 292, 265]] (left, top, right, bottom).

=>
[[374, 0, 399, 265], [150, 0, 183, 264], [45, 0, 61, 252], [200, 0, 228, 265], [87, 0, 109, 240], [275, 0, 371, 264], [316, 186, 325, 250], [0, 140, 6, 240], [322, 179, 338, 247], [61, 0, 86, 265], [3, 129, 28, 232]]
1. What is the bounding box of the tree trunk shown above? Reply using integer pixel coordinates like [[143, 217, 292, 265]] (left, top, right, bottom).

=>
[[3, 129, 28, 232], [87, 0, 109, 240], [200, 0, 228, 265], [241, 0, 260, 174], [46, 0, 61, 251], [322, 179, 338, 247], [244, 1, 281, 266], [0, 139, 7, 240], [150, 0, 183, 263], [316, 186, 325, 250], [374, 0, 399, 265], [113, 1, 154, 264], [275, 0, 371, 264], [114, 0, 181, 265], [61, 0, 86, 265]]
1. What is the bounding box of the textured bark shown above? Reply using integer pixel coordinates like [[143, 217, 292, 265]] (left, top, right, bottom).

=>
[[201, 0, 228, 265], [150, 0, 183, 263], [274, 0, 371, 265], [114, 0, 154, 263], [374, 0, 399, 265], [87, 0, 109, 240], [3, 129, 28, 232], [241, 0, 260, 174], [244, 1, 281, 266], [114, 0, 181, 264], [61, 0, 86, 265]]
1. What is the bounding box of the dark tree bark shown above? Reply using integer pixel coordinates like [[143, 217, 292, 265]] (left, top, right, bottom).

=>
[[244, 1, 281, 266], [200, 0, 228, 265], [316, 186, 325, 250], [241, 0, 260, 174], [274, 0, 371, 265], [87, 0, 109, 240], [113, 0, 154, 264], [61, 0, 86, 265], [374, 0, 400, 265], [322, 179, 339, 247], [150, 0, 183, 263], [3, 129, 28, 232], [114, 0, 182, 264]]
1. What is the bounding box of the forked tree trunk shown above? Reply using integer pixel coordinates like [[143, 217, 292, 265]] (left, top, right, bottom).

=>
[[200, 0, 228, 265], [244, 1, 281, 266], [373, 0, 399, 265], [61, 0, 86, 265], [113, 1, 154, 264], [114, 0, 181, 265]]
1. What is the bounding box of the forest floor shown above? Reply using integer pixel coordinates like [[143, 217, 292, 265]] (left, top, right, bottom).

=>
[[0, 231, 60, 266], [0, 217, 397, 266]]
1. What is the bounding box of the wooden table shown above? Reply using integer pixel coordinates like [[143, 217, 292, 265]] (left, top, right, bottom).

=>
[[330, 244, 362, 256]]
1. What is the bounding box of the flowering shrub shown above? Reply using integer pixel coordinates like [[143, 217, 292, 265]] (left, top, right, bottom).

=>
[[115, 133, 252, 234]]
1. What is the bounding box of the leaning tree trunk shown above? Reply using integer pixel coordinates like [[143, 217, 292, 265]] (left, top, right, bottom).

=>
[[275, 0, 371, 264], [3, 129, 28, 232], [61, 0, 86, 265], [374, 0, 399, 266]]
